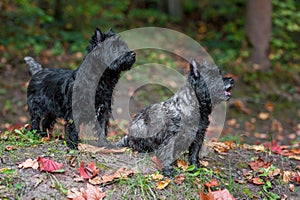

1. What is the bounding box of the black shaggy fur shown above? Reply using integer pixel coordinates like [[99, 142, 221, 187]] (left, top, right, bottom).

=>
[[26, 28, 136, 149], [118, 59, 234, 175]]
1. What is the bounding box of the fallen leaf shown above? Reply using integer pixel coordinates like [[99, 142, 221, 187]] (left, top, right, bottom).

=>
[[174, 174, 185, 185], [204, 179, 219, 187], [289, 184, 295, 192], [151, 156, 162, 171], [292, 172, 300, 183], [282, 171, 293, 183], [177, 159, 189, 171], [251, 177, 265, 185], [68, 155, 78, 168], [67, 183, 106, 200], [99, 167, 135, 184], [271, 120, 283, 134], [78, 161, 99, 179], [199, 187, 214, 200], [212, 189, 236, 200], [264, 140, 282, 154], [78, 143, 127, 154], [89, 176, 102, 185], [156, 179, 171, 190], [248, 157, 271, 171], [268, 167, 281, 178], [206, 142, 230, 154], [18, 158, 39, 170], [199, 160, 209, 167], [288, 155, 300, 160], [242, 144, 265, 152], [5, 145, 15, 151], [244, 121, 255, 132], [234, 100, 251, 115], [258, 112, 269, 120], [226, 119, 237, 126], [151, 173, 164, 181], [37, 157, 64, 172], [265, 101, 274, 112]]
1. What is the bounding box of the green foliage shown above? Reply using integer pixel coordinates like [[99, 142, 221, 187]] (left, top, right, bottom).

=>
[[271, 0, 300, 67]]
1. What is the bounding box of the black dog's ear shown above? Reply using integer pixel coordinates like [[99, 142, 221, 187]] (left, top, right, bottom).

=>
[[190, 59, 199, 77], [95, 28, 104, 43]]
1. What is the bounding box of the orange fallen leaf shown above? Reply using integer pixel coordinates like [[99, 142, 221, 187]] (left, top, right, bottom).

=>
[[265, 101, 274, 112], [241, 144, 265, 152], [226, 119, 237, 126], [234, 100, 251, 115], [174, 174, 185, 185], [37, 157, 64, 172], [88, 176, 102, 185], [199, 187, 214, 200], [288, 155, 300, 160], [78, 161, 99, 179], [156, 179, 171, 190], [289, 184, 295, 192], [204, 179, 219, 188], [251, 177, 265, 185], [206, 142, 230, 154], [248, 157, 271, 171], [212, 189, 236, 200], [177, 159, 189, 171], [18, 158, 39, 170]]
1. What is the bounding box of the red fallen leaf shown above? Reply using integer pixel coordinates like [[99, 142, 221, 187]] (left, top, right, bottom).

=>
[[265, 140, 283, 154], [212, 189, 236, 200], [204, 179, 219, 188], [248, 157, 271, 171], [37, 157, 64, 172], [78, 161, 99, 179], [292, 172, 300, 183], [174, 174, 185, 185]]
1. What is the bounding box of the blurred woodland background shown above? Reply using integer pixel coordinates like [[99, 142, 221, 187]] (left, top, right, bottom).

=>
[[0, 0, 299, 144]]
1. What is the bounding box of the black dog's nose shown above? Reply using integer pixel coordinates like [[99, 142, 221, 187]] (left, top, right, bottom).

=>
[[130, 51, 136, 57], [229, 78, 234, 86]]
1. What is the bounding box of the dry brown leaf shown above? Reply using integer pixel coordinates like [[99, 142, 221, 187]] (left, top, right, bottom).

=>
[[206, 141, 230, 154], [18, 158, 39, 170], [289, 184, 295, 192], [67, 183, 106, 200], [288, 155, 300, 160], [234, 100, 251, 115], [151, 156, 162, 171], [283, 171, 293, 183], [226, 119, 237, 126], [241, 144, 265, 152], [199, 187, 214, 200], [177, 159, 189, 171], [5, 145, 15, 151], [268, 167, 281, 178], [251, 177, 265, 185], [248, 157, 271, 171], [88, 176, 102, 185], [174, 174, 185, 185], [156, 179, 171, 190], [258, 112, 269, 120], [212, 189, 236, 200], [199, 160, 209, 167], [78, 143, 127, 154], [99, 167, 135, 184], [151, 173, 164, 181]]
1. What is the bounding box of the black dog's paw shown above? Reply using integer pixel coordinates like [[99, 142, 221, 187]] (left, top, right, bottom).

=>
[[189, 159, 200, 169], [162, 166, 177, 177]]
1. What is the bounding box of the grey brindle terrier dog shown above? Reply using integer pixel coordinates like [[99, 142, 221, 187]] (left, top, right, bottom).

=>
[[118, 59, 234, 176]]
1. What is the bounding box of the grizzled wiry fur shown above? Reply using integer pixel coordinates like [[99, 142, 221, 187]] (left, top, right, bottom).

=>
[[118, 59, 234, 176], [26, 28, 136, 149]]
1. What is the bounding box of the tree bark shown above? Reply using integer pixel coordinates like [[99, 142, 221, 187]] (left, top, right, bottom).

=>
[[167, 0, 183, 21], [245, 0, 272, 70]]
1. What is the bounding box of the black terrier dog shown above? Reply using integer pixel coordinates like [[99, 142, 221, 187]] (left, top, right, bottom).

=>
[[118, 59, 234, 175], [26, 28, 136, 149]]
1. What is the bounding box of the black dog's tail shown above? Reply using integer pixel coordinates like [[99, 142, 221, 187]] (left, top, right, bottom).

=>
[[24, 56, 42, 76]]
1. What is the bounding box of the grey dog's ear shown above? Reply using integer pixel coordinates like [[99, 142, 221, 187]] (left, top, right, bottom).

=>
[[190, 59, 199, 77]]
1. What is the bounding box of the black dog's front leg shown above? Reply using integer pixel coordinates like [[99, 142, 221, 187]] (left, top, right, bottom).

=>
[[65, 120, 78, 150]]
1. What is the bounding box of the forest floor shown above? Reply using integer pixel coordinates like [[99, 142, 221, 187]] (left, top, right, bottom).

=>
[[0, 52, 300, 199]]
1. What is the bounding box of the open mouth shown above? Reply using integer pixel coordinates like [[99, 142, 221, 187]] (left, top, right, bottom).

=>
[[223, 77, 234, 100]]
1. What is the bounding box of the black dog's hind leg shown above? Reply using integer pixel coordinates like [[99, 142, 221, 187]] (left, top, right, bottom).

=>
[[65, 121, 78, 150], [41, 113, 57, 133]]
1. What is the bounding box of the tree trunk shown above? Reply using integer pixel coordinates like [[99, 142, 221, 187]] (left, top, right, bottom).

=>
[[167, 0, 183, 21], [245, 0, 272, 70]]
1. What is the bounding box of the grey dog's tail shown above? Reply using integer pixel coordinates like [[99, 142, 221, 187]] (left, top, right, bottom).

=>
[[24, 56, 42, 76]]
